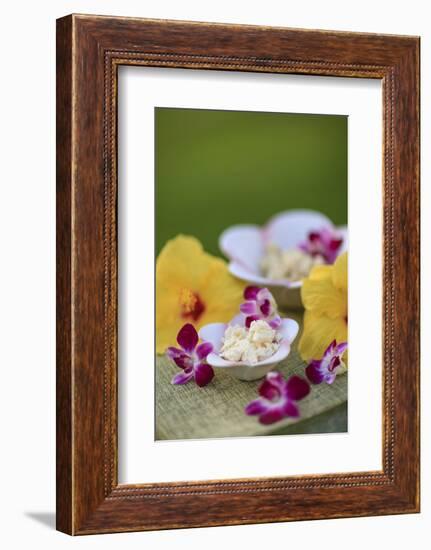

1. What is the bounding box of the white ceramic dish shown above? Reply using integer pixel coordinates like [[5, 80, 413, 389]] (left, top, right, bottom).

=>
[[219, 209, 347, 309], [199, 317, 299, 381]]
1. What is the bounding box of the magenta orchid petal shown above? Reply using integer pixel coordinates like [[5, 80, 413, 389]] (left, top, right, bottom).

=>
[[258, 406, 286, 425], [166, 346, 192, 369], [240, 301, 258, 315], [245, 314, 261, 328], [260, 299, 271, 316], [166, 346, 182, 358], [194, 362, 215, 387], [259, 377, 282, 400], [171, 369, 194, 385], [240, 286, 280, 328], [268, 315, 282, 330], [173, 355, 192, 369], [306, 340, 348, 385], [246, 372, 309, 425], [282, 401, 300, 418], [298, 226, 344, 264], [323, 340, 337, 359], [177, 323, 199, 353], [305, 362, 325, 384], [265, 371, 285, 388], [335, 341, 348, 355], [195, 341, 213, 360], [329, 356, 341, 372], [244, 286, 261, 300], [168, 324, 216, 388], [285, 375, 310, 401], [244, 398, 268, 416], [256, 287, 273, 302], [325, 373, 337, 385], [330, 238, 343, 251]]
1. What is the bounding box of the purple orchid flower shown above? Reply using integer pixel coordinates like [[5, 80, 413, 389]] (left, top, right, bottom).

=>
[[240, 286, 281, 329], [305, 340, 348, 385], [166, 323, 214, 387], [298, 227, 344, 264], [245, 372, 310, 424]]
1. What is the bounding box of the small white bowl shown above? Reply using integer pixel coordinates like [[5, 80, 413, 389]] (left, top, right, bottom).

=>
[[199, 317, 299, 381], [219, 209, 347, 309]]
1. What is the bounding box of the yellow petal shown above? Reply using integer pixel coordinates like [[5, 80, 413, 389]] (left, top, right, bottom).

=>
[[156, 235, 215, 289], [308, 264, 333, 281], [201, 261, 244, 313], [298, 311, 348, 362], [332, 252, 348, 293], [301, 267, 347, 319], [156, 323, 183, 354], [155, 235, 245, 353]]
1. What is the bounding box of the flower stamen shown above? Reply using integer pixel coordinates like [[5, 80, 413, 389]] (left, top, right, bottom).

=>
[[179, 288, 205, 321]]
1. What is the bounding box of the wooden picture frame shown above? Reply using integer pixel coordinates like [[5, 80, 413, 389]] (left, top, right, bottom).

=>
[[56, 14, 420, 534]]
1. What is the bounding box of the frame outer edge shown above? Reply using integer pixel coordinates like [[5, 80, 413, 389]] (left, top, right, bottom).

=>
[[56, 14, 74, 535], [56, 14, 421, 534], [392, 38, 420, 510]]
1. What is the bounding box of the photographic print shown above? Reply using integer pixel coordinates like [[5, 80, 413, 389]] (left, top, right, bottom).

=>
[[155, 107, 348, 440]]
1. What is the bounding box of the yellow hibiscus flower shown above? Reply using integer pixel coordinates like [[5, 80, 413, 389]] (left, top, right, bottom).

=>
[[156, 235, 246, 353], [298, 252, 348, 362]]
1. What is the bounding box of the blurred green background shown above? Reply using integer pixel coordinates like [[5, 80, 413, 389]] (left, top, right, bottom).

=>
[[155, 108, 347, 257]]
